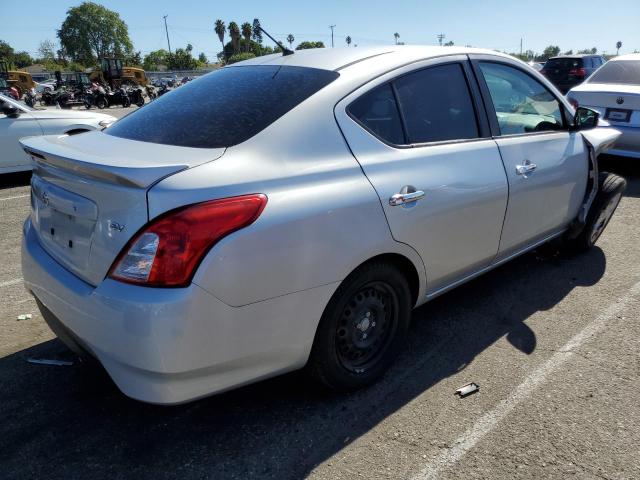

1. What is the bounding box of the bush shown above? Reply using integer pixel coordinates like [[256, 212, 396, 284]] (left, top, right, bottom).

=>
[[227, 52, 256, 64]]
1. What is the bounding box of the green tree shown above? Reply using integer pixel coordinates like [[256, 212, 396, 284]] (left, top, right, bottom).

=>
[[540, 45, 561, 61], [0, 40, 14, 60], [198, 52, 208, 64], [296, 41, 325, 50], [252, 19, 263, 44], [214, 19, 226, 56], [444, 40, 454, 46], [563, 49, 573, 55], [241, 23, 252, 52], [394, 33, 400, 45], [228, 22, 241, 54], [286, 34, 295, 49], [143, 49, 169, 71], [12, 51, 33, 68], [167, 48, 198, 70], [57, 2, 133, 65], [345, 36, 352, 47], [616, 41, 622, 55], [227, 52, 256, 64]]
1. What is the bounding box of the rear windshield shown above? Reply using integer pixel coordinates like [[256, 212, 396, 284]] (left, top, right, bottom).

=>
[[106, 65, 339, 148], [545, 58, 583, 70], [589, 60, 640, 85]]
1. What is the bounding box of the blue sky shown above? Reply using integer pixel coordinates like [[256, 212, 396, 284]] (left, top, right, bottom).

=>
[[2, 0, 639, 60]]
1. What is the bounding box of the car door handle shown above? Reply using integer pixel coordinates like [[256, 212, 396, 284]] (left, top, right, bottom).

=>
[[516, 161, 537, 176], [389, 189, 425, 206]]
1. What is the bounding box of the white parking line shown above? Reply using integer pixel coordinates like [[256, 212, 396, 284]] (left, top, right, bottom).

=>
[[0, 194, 29, 202], [413, 279, 640, 480], [0, 278, 22, 288]]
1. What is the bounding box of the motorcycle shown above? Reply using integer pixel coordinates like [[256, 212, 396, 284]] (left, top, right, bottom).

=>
[[105, 86, 131, 108], [126, 86, 145, 107], [157, 84, 170, 97], [145, 85, 157, 101], [40, 89, 57, 106], [24, 88, 37, 108], [84, 83, 108, 109]]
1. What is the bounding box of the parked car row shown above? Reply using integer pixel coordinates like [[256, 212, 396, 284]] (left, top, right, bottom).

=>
[[0, 93, 116, 174], [16, 46, 627, 405]]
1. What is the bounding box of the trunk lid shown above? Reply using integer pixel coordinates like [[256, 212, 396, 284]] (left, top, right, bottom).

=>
[[569, 83, 640, 127], [21, 132, 225, 285]]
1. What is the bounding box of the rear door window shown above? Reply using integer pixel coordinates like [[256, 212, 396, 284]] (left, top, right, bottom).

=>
[[479, 62, 565, 135], [106, 65, 339, 148], [348, 83, 405, 145], [394, 63, 479, 143]]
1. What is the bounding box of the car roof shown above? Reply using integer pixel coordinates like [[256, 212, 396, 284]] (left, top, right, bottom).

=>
[[609, 53, 640, 62], [548, 54, 600, 59], [231, 45, 513, 72]]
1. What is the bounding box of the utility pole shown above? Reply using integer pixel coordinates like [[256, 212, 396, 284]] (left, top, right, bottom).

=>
[[437, 33, 445, 46], [520, 38, 523, 57], [330, 25, 336, 48], [163, 15, 172, 55]]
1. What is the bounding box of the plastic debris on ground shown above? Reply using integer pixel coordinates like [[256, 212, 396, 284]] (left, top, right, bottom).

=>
[[455, 382, 480, 398], [17, 314, 33, 321]]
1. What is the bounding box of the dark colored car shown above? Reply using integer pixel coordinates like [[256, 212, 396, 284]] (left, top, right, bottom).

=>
[[541, 55, 605, 93]]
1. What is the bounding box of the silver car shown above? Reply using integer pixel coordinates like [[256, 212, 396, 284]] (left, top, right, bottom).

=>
[[21, 46, 625, 404]]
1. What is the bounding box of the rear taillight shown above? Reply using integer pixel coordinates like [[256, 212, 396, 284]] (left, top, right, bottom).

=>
[[568, 97, 579, 109], [569, 67, 586, 77], [109, 194, 267, 287]]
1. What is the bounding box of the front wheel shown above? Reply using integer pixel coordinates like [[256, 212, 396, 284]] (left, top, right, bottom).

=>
[[97, 98, 107, 109], [307, 261, 411, 391], [136, 97, 144, 107], [566, 172, 626, 253]]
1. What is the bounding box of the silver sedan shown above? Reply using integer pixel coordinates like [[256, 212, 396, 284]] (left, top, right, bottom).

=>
[[21, 46, 624, 404]]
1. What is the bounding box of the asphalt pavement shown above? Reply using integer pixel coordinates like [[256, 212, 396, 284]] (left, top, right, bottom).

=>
[[0, 155, 638, 480]]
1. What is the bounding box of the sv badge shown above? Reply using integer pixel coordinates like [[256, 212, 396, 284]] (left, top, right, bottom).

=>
[[109, 222, 126, 232]]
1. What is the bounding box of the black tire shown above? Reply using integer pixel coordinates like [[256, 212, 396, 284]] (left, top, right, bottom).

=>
[[307, 261, 412, 391], [566, 172, 626, 253], [97, 98, 107, 109], [136, 97, 144, 107], [123, 97, 131, 108]]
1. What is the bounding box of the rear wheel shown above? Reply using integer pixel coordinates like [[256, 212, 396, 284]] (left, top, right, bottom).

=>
[[566, 172, 626, 252], [307, 261, 411, 391], [97, 98, 107, 109]]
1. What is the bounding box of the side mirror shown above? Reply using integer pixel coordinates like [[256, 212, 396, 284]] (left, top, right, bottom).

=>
[[1, 104, 20, 117], [572, 107, 599, 131]]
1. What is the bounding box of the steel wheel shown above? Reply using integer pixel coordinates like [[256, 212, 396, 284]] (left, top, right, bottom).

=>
[[336, 281, 399, 373]]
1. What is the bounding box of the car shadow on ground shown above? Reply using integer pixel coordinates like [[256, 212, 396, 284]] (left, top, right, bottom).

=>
[[600, 154, 640, 198], [0, 172, 31, 190], [0, 245, 606, 480]]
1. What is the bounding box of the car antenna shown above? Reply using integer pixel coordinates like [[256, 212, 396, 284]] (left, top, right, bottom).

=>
[[258, 26, 294, 56]]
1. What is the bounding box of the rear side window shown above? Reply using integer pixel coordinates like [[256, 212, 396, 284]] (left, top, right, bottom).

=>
[[348, 83, 405, 145], [589, 60, 640, 85], [394, 64, 479, 143], [106, 65, 339, 148], [545, 58, 582, 70]]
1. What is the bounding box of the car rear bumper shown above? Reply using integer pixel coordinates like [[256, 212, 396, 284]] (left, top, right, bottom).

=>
[[22, 218, 338, 404]]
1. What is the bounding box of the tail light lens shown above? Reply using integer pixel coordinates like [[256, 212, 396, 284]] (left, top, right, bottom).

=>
[[109, 194, 267, 287], [569, 67, 586, 77]]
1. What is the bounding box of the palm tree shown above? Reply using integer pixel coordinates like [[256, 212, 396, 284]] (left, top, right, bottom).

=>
[[214, 19, 226, 53], [228, 22, 240, 54], [346, 36, 352, 47], [394, 32, 400, 45], [241, 22, 252, 52], [287, 34, 295, 49]]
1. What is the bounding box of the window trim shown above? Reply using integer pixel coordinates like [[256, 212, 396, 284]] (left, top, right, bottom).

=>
[[346, 60, 489, 149], [470, 57, 571, 139]]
